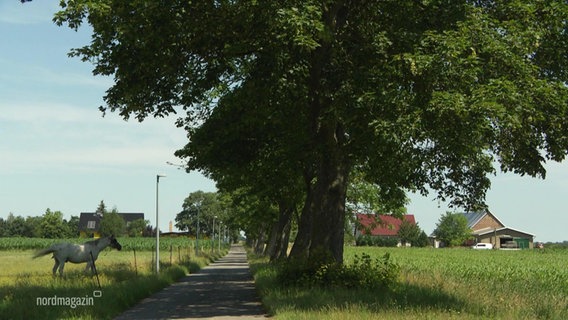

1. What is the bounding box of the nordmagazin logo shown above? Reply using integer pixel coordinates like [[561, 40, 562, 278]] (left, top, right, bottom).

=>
[[36, 290, 101, 309]]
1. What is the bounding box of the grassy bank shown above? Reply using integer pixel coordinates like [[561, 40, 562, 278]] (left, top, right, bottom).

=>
[[0, 247, 227, 319], [251, 247, 568, 320]]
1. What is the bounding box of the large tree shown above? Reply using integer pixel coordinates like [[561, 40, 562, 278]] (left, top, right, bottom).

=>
[[175, 191, 222, 237], [99, 208, 126, 236], [47, 1, 568, 264], [37, 209, 70, 239], [433, 212, 472, 247]]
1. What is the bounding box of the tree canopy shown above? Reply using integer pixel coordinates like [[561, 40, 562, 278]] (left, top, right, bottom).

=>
[[433, 212, 472, 247], [44, 0, 568, 264]]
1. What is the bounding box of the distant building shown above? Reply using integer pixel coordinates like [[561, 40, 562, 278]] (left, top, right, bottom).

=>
[[431, 210, 534, 249], [78, 212, 144, 238], [355, 213, 416, 247], [462, 210, 534, 249]]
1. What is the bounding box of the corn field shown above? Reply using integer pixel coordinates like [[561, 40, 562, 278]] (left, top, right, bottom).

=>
[[0, 237, 222, 251], [344, 246, 568, 319]]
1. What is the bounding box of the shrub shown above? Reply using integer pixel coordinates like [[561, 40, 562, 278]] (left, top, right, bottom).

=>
[[356, 235, 400, 247], [276, 252, 400, 291]]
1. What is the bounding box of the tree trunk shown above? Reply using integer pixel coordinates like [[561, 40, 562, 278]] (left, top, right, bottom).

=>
[[266, 202, 294, 261], [290, 119, 350, 264], [289, 172, 315, 259], [254, 225, 266, 255], [308, 130, 349, 264], [278, 214, 292, 259]]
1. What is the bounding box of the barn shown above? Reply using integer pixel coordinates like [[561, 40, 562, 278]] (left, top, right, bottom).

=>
[[463, 211, 534, 249]]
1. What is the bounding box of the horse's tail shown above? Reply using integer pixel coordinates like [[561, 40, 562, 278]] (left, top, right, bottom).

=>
[[32, 247, 56, 259]]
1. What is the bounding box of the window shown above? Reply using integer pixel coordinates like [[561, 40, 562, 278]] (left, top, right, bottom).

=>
[[87, 220, 96, 229]]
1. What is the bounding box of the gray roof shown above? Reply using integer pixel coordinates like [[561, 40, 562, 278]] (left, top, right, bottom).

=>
[[461, 212, 487, 229], [460, 210, 505, 229]]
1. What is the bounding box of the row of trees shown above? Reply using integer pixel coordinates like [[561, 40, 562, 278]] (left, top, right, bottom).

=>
[[38, 1, 568, 266], [0, 210, 79, 238], [0, 201, 151, 239]]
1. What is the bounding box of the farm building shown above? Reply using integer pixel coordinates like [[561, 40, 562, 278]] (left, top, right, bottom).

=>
[[355, 213, 416, 247], [78, 212, 144, 238], [463, 210, 534, 249], [432, 210, 534, 249]]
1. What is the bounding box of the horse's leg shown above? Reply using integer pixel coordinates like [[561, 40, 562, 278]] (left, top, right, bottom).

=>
[[58, 261, 65, 277], [52, 258, 59, 276], [84, 261, 92, 274]]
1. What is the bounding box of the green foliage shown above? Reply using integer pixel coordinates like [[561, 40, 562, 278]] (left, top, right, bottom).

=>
[[4, 213, 28, 237], [414, 230, 430, 248], [355, 235, 399, 247], [66, 215, 80, 237], [36, 209, 70, 239], [277, 252, 400, 291], [50, 1, 568, 265], [433, 212, 472, 247], [175, 191, 224, 237], [395, 220, 430, 247], [0, 212, 79, 239], [127, 219, 149, 237], [99, 209, 126, 237]]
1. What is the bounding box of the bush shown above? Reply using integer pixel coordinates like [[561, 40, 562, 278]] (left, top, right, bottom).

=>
[[276, 252, 400, 291], [356, 235, 399, 247]]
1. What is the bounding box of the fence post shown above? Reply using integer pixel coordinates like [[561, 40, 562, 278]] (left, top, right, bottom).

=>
[[133, 247, 138, 276], [151, 246, 155, 272]]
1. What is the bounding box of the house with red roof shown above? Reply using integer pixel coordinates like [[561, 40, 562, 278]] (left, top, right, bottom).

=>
[[355, 213, 416, 247]]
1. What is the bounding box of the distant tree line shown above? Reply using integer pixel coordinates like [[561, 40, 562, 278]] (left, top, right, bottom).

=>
[[0, 201, 151, 239], [0, 209, 79, 238]]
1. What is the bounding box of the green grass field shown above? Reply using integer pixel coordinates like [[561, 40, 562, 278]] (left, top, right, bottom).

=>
[[252, 246, 568, 320], [0, 238, 227, 320], [2, 239, 567, 320]]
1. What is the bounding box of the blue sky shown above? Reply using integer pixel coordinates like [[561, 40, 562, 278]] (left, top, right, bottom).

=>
[[1, 2, 567, 242]]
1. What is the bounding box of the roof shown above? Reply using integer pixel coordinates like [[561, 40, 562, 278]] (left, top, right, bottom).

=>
[[461, 210, 505, 229], [474, 227, 535, 237], [78, 212, 144, 231], [356, 213, 416, 237]]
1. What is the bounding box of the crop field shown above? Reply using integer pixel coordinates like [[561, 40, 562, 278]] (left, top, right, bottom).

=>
[[0, 237, 227, 320], [348, 247, 568, 319], [254, 246, 568, 320], [0, 236, 218, 252]]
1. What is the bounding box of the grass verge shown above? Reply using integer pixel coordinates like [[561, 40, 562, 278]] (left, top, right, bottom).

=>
[[0, 249, 227, 320]]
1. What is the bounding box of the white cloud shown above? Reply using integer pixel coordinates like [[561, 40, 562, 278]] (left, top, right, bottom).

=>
[[0, 103, 187, 174]]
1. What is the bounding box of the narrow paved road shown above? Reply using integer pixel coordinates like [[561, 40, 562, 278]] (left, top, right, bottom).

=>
[[113, 244, 267, 320]]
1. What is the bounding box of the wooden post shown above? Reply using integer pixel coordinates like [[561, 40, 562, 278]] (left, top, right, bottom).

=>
[[133, 248, 138, 276]]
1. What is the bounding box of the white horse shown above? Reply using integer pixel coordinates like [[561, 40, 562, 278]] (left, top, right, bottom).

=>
[[33, 235, 122, 277]]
